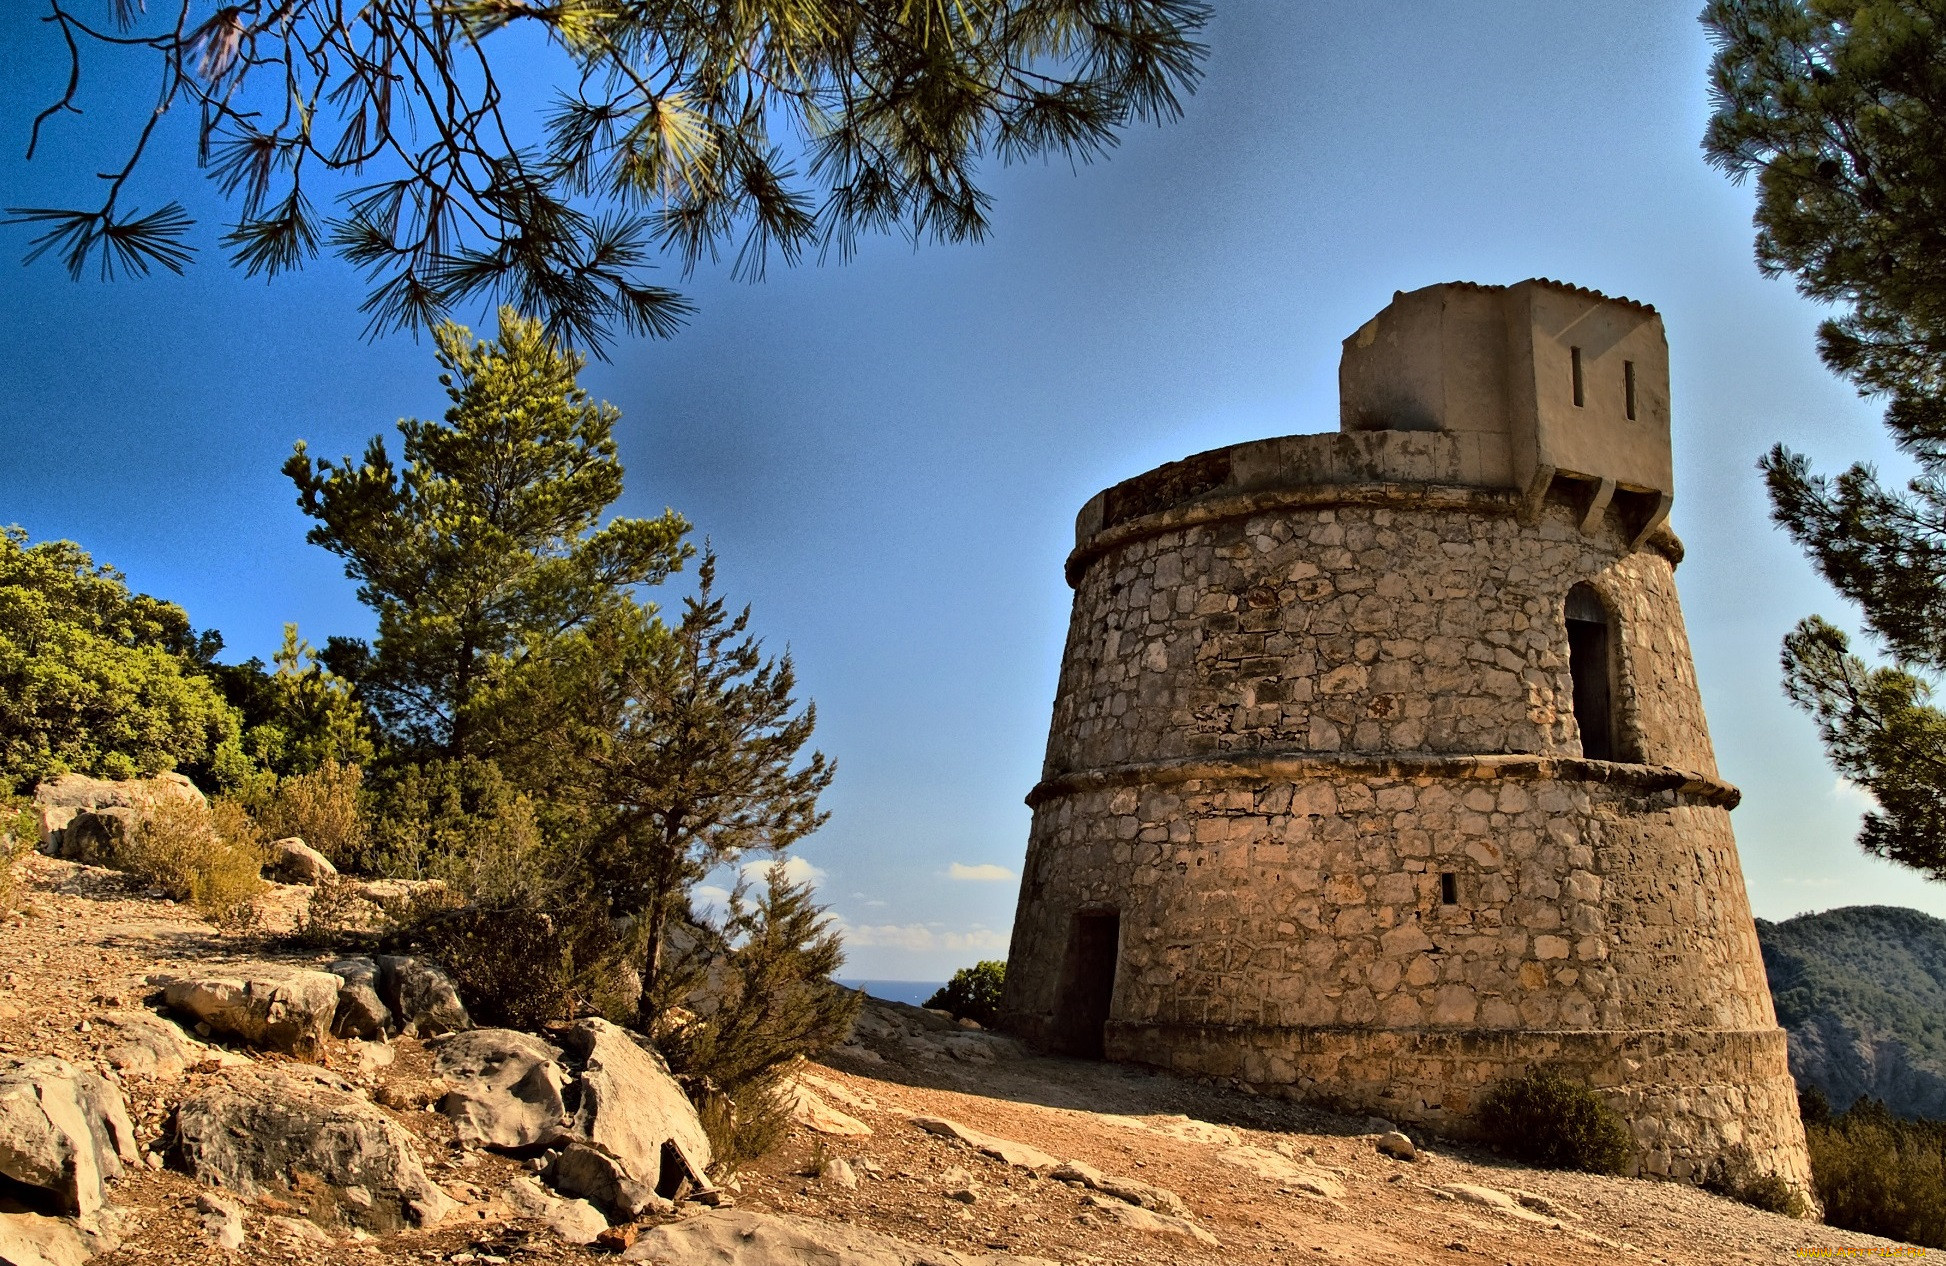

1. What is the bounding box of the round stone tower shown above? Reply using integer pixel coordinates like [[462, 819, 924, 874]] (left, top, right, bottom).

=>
[[999, 280, 1812, 1192]]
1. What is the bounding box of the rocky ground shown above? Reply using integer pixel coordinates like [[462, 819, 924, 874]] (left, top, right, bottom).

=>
[[0, 851, 1919, 1265]]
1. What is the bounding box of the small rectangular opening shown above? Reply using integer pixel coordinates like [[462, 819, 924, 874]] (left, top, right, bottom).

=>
[[1624, 360, 1637, 420], [1439, 872, 1458, 905], [1570, 347, 1585, 408]]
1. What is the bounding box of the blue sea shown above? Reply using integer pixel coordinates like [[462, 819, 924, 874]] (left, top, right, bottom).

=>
[[836, 979, 947, 1008]]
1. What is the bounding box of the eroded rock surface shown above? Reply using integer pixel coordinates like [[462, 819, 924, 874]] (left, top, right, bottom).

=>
[[170, 1065, 454, 1232], [434, 1028, 568, 1149], [95, 1012, 202, 1080], [503, 1174, 608, 1244]]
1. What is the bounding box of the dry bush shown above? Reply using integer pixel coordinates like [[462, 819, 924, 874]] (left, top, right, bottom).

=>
[[0, 801, 33, 915], [257, 760, 366, 868], [116, 796, 267, 925], [1474, 1066, 1632, 1175]]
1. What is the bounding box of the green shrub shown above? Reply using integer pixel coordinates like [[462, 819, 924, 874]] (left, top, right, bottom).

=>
[[1806, 1097, 1946, 1247], [256, 759, 366, 868], [1473, 1066, 1632, 1174], [925, 960, 1006, 1027], [116, 797, 268, 925]]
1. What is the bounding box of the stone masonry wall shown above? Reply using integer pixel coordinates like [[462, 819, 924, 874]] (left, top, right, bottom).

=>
[[1003, 468, 1810, 1192], [1042, 493, 1719, 778]]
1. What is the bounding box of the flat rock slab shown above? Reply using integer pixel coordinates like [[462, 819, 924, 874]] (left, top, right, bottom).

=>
[[911, 1115, 1058, 1173], [435, 1028, 568, 1149], [1080, 1193, 1220, 1246], [502, 1175, 608, 1245], [0, 1057, 137, 1223], [787, 1080, 872, 1136], [95, 1011, 203, 1080], [1049, 1160, 1192, 1218], [559, 1019, 711, 1194], [1438, 1182, 1554, 1224], [163, 965, 341, 1057], [171, 1065, 454, 1233], [621, 1209, 1061, 1265]]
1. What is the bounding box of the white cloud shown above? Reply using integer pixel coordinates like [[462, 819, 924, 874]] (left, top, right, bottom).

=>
[[834, 918, 1009, 953], [1831, 777, 1880, 812], [948, 862, 1015, 883], [739, 855, 826, 887]]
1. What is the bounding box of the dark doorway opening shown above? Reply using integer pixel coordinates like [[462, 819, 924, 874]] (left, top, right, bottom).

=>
[[1050, 910, 1120, 1059], [1565, 584, 1615, 760]]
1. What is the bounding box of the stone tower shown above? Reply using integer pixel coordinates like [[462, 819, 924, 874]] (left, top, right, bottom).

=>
[[999, 279, 1812, 1191]]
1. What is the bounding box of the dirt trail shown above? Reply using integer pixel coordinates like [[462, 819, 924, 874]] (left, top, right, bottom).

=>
[[0, 852, 1915, 1264]]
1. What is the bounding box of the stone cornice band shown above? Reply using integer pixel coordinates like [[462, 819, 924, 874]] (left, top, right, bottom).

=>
[[1064, 482, 1685, 588], [1026, 750, 1741, 810]]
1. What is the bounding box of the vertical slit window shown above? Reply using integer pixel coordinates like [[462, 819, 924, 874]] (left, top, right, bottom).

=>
[[1440, 872, 1458, 905], [1571, 347, 1585, 407], [1624, 360, 1637, 420]]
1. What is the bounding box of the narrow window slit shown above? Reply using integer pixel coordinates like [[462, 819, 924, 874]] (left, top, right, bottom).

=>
[[1570, 347, 1585, 407], [1439, 872, 1458, 905], [1624, 360, 1637, 420]]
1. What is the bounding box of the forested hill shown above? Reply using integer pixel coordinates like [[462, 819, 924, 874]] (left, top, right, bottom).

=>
[[1758, 906, 1946, 1119]]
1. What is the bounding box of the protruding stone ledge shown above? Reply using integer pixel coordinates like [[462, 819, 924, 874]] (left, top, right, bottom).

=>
[[1025, 751, 1740, 810], [1065, 480, 1685, 587]]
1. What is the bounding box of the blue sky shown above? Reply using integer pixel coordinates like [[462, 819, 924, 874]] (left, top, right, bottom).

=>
[[2, 2, 1936, 979]]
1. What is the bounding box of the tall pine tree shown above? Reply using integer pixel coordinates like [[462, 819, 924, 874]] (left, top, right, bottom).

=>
[[1705, 0, 1946, 877]]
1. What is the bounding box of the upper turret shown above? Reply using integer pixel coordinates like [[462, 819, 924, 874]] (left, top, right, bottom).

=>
[[1339, 279, 1673, 547]]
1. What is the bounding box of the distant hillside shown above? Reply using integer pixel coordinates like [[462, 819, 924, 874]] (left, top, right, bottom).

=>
[[1757, 905, 1946, 1119]]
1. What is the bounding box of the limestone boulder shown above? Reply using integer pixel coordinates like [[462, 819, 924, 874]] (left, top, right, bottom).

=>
[[170, 1066, 455, 1233], [31, 773, 204, 861], [163, 965, 341, 1057], [503, 1174, 609, 1244], [376, 955, 470, 1037], [0, 1212, 111, 1266], [434, 1029, 569, 1149], [558, 1019, 710, 1196], [620, 1209, 1060, 1265], [0, 1057, 137, 1223], [325, 958, 391, 1041], [543, 1141, 669, 1222], [263, 838, 336, 885]]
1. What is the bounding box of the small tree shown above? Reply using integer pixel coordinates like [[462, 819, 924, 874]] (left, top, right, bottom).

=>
[[658, 863, 862, 1169], [212, 625, 374, 779], [285, 310, 691, 758], [927, 961, 1007, 1027], [566, 552, 832, 1018]]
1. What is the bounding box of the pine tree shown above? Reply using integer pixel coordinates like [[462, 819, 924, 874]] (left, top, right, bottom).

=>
[[1704, 0, 1946, 876], [285, 308, 691, 758], [8, 0, 1210, 351], [561, 552, 832, 1015]]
